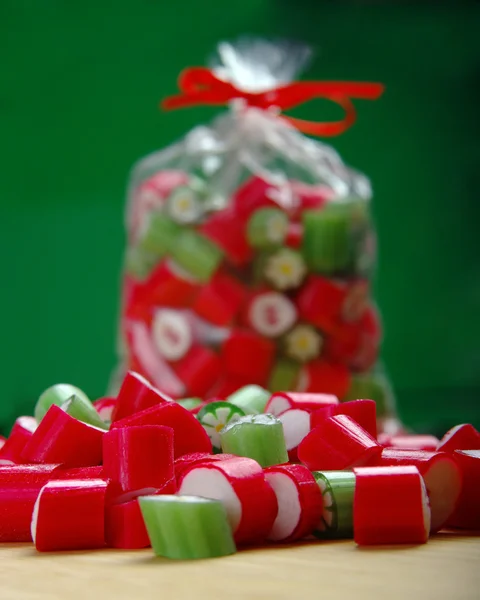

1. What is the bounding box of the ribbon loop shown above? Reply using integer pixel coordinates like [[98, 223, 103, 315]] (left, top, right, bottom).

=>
[[162, 66, 384, 137]]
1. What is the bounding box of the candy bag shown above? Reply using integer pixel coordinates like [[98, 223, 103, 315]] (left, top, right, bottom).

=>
[[112, 39, 397, 427]]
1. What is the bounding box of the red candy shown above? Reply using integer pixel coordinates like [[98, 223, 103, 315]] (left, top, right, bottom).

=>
[[172, 344, 222, 397], [192, 271, 247, 326], [381, 435, 440, 452], [178, 456, 278, 545], [353, 466, 430, 545], [0, 416, 37, 463], [92, 397, 116, 423], [222, 330, 276, 386], [0, 465, 60, 542], [199, 206, 252, 266], [21, 405, 104, 468], [265, 392, 339, 416], [296, 276, 347, 334], [311, 399, 377, 439], [112, 371, 172, 423], [298, 414, 382, 471], [111, 401, 212, 458], [296, 360, 351, 399], [32, 479, 107, 552], [437, 423, 480, 454], [446, 449, 480, 530], [105, 499, 151, 549]]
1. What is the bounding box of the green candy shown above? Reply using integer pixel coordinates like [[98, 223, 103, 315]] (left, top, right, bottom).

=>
[[139, 495, 236, 560], [124, 246, 158, 280], [268, 359, 301, 392], [60, 394, 109, 430], [247, 208, 288, 249], [176, 397, 203, 411], [35, 384, 90, 423], [227, 385, 270, 415], [220, 413, 288, 468], [170, 229, 223, 282], [137, 212, 181, 256], [197, 401, 246, 452], [312, 471, 356, 539], [302, 199, 369, 275]]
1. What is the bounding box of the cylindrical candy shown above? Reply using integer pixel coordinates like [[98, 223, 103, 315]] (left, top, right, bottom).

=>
[[0, 416, 37, 463], [268, 359, 301, 392], [222, 330, 276, 386], [192, 271, 247, 327], [353, 466, 430, 545], [174, 452, 236, 486], [265, 392, 339, 417], [380, 435, 440, 452], [246, 207, 289, 249], [151, 308, 193, 361], [170, 229, 223, 282], [284, 324, 323, 362], [60, 394, 109, 430], [265, 464, 322, 542], [35, 383, 90, 423], [32, 479, 107, 551], [376, 448, 462, 532], [139, 495, 236, 559], [21, 405, 104, 468], [137, 259, 199, 309], [437, 423, 480, 454], [172, 344, 222, 397], [310, 399, 377, 440], [295, 276, 347, 334], [111, 370, 172, 423], [111, 401, 212, 458], [296, 360, 351, 399], [200, 205, 253, 266], [277, 409, 313, 462], [103, 425, 174, 496], [92, 397, 116, 425], [312, 470, 356, 539], [227, 385, 271, 415], [220, 414, 289, 468], [105, 498, 151, 549], [298, 414, 382, 471], [246, 291, 297, 338], [197, 401, 246, 452], [177, 456, 278, 545], [264, 248, 307, 291], [0, 464, 60, 542], [446, 449, 480, 530]]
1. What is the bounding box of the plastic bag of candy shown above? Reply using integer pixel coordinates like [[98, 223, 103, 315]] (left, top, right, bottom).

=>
[[112, 38, 398, 429]]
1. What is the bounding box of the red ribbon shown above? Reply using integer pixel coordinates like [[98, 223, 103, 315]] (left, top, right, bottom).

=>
[[162, 67, 384, 137]]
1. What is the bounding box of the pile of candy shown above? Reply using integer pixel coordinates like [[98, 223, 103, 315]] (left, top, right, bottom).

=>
[[0, 373, 478, 559], [120, 171, 391, 416]]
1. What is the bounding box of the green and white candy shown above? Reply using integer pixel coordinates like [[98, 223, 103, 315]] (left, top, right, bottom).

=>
[[227, 385, 270, 415], [139, 495, 236, 560], [312, 471, 356, 539], [35, 384, 90, 423], [246, 208, 288, 249], [197, 401, 246, 452], [60, 394, 109, 430], [220, 413, 288, 468]]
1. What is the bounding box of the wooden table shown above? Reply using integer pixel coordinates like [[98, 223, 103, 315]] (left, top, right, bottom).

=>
[[1, 533, 478, 600]]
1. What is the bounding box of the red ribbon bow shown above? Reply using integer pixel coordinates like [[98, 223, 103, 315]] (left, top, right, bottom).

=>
[[162, 67, 384, 137]]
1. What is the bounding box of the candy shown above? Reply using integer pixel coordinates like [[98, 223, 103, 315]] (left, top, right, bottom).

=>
[[353, 466, 430, 545], [197, 401, 246, 452], [265, 392, 339, 417], [112, 401, 212, 458], [310, 399, 377, 439], [342, 280, 369, 322], [265, 464, 323, 542], [437, 423, 480, 454], [298, 414, 382, 471], [227, 385, 270, 415], [312, 471, 355, 539], [172, 344, 222, 397], [446, 449, 480, 530], [111, 371, 172, 423], [60, 394, 109, 430], [170, 229, 223, 282], [139, 495, 236, 559], [199, 205, 253, 266], [53, 466, 104, 480], [151, 308, 192, 361], [277, 409, 313, 462], [32, 479, 107, 552], [178, 456, 278, 545], [247, 291, 297, 338], [137, 212, 180, 257], [296, 360, 351, 398], [232, 176, 279, 221], [268, 359, 301, 392], [34, 383, 90, 423], [103, 425, 174, 496], [139, 259, 199, 308], [0, 416, 37, 463], [376, 448, 462, 532], [124, 246, 158, 281], [285, 222, 303, 249], [343, 371, 392, 418], [166, 185, 204, 224], [381, 435, 440, 452], [21, 405, 104, 468], [284, 325, 323, 362], [176, 397, 203, 411], [220, 414, 288, 468], [0, 465, 60, 542], [192, 271, 247, 327], [295, 276, 346, 334], [246, 208, 288, 249], [92, 397, 116, 424], [105, 498, 151, 549], [264, 248, 307, 291], [173, 452, 236, 485], [222, 330, 276, 386]]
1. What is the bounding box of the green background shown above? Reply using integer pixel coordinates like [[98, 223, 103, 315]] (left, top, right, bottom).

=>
[[1, 1, 479, 435]]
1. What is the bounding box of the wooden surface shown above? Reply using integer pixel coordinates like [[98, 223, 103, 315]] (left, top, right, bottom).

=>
[[1, 534, 479, 600]]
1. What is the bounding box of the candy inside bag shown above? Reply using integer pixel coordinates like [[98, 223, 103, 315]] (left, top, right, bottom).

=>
[[111, 38, 397, 427]]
